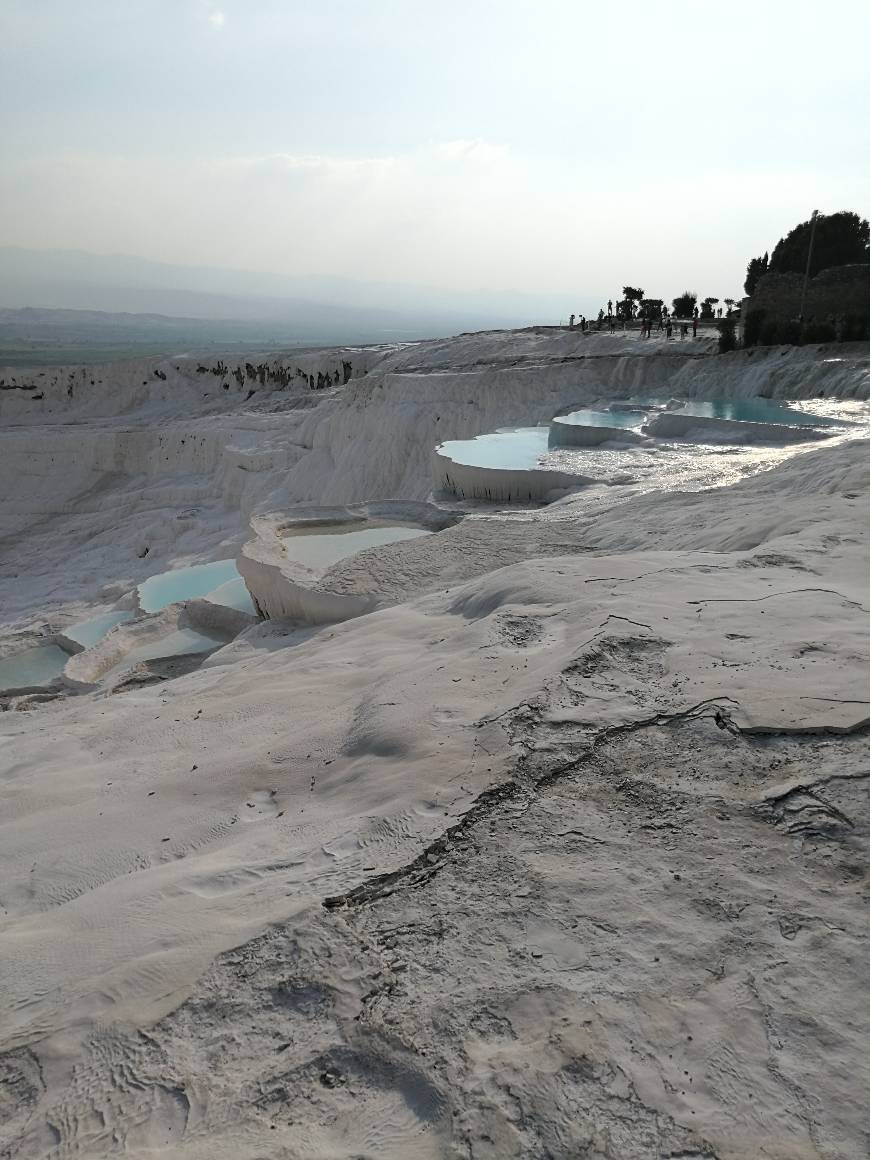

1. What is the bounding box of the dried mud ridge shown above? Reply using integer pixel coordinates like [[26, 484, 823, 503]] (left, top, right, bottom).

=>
[[325, 679, 870, 918], [324, 697, 745, 915]]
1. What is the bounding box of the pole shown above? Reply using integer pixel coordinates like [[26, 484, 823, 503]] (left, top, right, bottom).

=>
[[799, 209, 819, 323]]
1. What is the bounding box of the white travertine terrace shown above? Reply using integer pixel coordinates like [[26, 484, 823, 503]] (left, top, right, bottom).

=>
[[238, 501, 459, 623], [2, 331, 870, 1159], [61, 600, 255, 688], [430, 445, 590, 502]]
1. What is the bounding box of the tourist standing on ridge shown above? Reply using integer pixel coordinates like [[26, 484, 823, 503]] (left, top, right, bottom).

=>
[[569, 313, 575, 329]]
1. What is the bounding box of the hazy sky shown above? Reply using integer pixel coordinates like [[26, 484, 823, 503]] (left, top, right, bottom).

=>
[[2, 0, 869, 303]]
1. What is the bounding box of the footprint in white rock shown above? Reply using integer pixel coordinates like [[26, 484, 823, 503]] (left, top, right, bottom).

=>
[[321, 831, 362, 859], [240, 788, 281, 821], [258, 1046, 450, 1159], [183, 867, 265, 898]]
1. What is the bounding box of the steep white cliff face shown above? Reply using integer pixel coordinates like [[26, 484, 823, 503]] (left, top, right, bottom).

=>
[[0, 347, 384, 421]]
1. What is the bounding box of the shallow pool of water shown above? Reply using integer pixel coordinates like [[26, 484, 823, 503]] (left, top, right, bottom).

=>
[[66, 611, 134, 648], [203, 576, 257, 614], [436, 427, 550, 470], [625, 396, 840, 427], [0, 644, 70, 691], [280, 523, 432, 570], [555, 408, 649, 429], [99, 628, 225, 683], [138, 560, 243, 613], [676, 399, 840, 426]]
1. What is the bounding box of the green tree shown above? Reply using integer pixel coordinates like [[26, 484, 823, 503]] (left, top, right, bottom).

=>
[[769, 211, 870, 277], [700, 296, 719, 320], [639, 298, 663, 319], [717, 317, 737, 353], [744, 252, 768, 296], [672, 291, 697, 317], [621, 286, 644, 319]]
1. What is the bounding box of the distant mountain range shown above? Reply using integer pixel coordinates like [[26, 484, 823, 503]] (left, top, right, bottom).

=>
[[0, 303, 412, 367], [0, 246, 600, 335]]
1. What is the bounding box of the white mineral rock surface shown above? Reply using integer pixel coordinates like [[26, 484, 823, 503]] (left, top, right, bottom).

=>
[[1, 330, 869, 1158]]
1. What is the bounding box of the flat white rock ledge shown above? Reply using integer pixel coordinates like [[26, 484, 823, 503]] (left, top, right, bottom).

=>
[[732, 696, 870, 735], [548, 418, 647, 447], [643, 410, 832, 443]]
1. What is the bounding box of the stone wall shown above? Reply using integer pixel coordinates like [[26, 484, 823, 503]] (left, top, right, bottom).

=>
[[749, 264, 870, 320]]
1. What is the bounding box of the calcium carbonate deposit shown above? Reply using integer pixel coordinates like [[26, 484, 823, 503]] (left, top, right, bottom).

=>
[[2, 328, 870, 1159]]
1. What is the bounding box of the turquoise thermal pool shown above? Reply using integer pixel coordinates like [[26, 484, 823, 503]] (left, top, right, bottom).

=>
[[0, 644, 70, 691], [203, 576, 257, 614], [629, 397, 841, 427], [279, 523, 433, 570], [435, 428, 550, 470], [138, 559, 247, 614], [674, 399, 841, 426], [66, 611, 134, 648]]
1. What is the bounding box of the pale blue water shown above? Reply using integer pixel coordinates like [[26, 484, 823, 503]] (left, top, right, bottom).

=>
[[66, 611, 134, 647], [555, 408, 648, 429], [625, 396, 839, 427], [675, 399, 838, 426], [138, 560, 243, 613], [0, 644, 70, 691], [437, 428, 550, 470], [100, 628, 225, 683], [280, 523, 432, 569], [204, 576, 257, 614]]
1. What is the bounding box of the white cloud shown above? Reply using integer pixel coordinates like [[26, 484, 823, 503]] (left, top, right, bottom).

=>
[[430, 139, 509, 165], [215, 141, 510, 181], [207, 9, 225, 30], [215, 152, 399, 182]]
